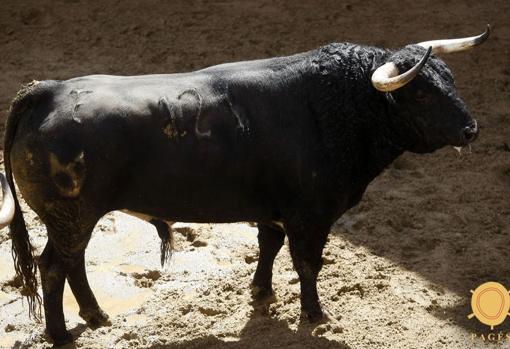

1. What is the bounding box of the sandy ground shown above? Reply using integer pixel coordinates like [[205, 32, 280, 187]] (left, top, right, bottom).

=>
[[0, 0, 510, 348]]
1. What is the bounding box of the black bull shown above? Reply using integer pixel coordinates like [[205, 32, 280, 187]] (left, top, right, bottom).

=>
[[2, 32, 487, 345]]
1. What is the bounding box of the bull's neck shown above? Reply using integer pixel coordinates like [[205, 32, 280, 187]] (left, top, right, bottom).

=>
[[350, 106, 405, 187], [309, 43, 405, 192]]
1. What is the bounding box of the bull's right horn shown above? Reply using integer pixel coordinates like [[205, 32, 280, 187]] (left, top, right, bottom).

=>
[[0, 173, 15, 229], [371, 46, 432, 92], [416, 25, 491, 54]]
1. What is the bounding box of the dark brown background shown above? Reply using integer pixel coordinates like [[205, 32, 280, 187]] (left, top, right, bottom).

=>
[[0, 0, 509, 348]]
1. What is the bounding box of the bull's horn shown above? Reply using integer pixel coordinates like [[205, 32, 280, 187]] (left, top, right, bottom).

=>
[[0, 173, 15, 229], [416, 25, 490, 54], [371, 46, 432, 92]]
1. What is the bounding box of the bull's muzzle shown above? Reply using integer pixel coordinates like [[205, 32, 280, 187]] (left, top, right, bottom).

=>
[[462, 120, 479, 144]]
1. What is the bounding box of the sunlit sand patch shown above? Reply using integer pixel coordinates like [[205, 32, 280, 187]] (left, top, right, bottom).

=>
[[0, 250, 15, 284], [0, 290, 16, 306], [90, 261, 147, 275], [123, 313, 148, 326], [98, 289, 153, 317], [0, 261, 6, 282], [63, 284, 153, 318], [118, 264, 147, 274], [0, 335, 17, 348]]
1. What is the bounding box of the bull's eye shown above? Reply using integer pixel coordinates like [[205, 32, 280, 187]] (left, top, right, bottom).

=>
[[415, 89, 430, 103]]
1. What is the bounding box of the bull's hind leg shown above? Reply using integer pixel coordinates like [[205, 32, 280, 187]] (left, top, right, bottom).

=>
[[251, 223, 285, 301], [38, 240, 73, 346], [38, 205, 102, 345], [67, 255, 110, 328]]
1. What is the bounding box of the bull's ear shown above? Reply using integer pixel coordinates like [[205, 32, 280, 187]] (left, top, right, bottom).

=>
[[371, 47, 432, 92]]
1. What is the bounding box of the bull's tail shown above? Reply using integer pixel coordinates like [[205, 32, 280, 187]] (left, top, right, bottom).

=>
[[3, 81, 46, 319], [150, 219, 174, 267]]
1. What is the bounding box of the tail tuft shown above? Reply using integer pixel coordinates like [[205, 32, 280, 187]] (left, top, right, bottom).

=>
[[150, 219, 174, 267]]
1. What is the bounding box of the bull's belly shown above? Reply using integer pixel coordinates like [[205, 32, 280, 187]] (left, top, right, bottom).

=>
[[121, 208, 272, 225], [120, 205, 275, 224], [120, 208, 285, 233], [116, 186, 279, 224]]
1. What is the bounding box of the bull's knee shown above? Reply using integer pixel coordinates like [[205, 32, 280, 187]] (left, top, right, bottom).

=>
[[38, 244, 66, 294]]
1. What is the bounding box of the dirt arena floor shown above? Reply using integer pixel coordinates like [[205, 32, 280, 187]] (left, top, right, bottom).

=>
[[1, 0, 510, 348]]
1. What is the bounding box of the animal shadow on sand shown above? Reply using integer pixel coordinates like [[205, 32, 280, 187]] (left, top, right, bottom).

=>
[[144, 313, 350, 349], [33, 313, 348, 349], [334, 160, 510, 333]]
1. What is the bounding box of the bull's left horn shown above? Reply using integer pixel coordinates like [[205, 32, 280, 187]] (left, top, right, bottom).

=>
[[416, 24, 490, 54], [371, 46, 432, 92], [0, 173, 15, 229]]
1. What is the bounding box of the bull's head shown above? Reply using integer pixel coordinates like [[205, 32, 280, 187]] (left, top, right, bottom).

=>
[[371, 25, 490, 153]]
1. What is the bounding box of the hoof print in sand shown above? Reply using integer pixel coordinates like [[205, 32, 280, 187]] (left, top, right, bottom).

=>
[[131, 270, 162, 288], [191, 239, 208, 247], [244, 254, 258, 264], [198, 306, 224, 316], [174, 226, 198, 242]]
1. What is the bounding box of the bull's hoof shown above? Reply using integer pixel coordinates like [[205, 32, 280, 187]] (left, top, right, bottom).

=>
[[251, 284, 276, 301], [48, 330, 74, 348], [301, 307, 331, 324], [79, 308, 111, 329], [250, 284, 277, 308]]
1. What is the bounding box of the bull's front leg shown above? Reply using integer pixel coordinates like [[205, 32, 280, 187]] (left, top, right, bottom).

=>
[[38, 241, 73, 346], [285, 215, 330, 322]]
